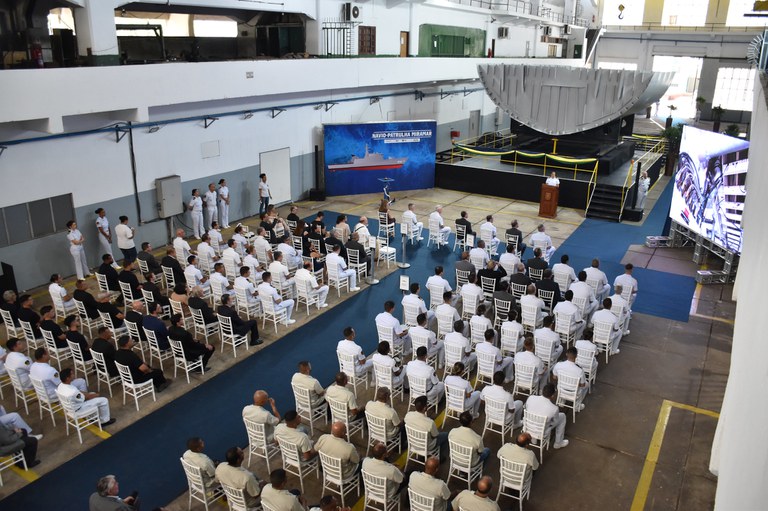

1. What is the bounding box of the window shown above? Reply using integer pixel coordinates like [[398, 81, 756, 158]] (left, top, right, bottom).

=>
[[358, 26, 376, 55], [0, 194, 75, 248], [597, 61, 638, 71], [726, 0, 768, 26], [661, 0, 708, 26], [192, 18, 238, 38], [712, 68, 756, 112]]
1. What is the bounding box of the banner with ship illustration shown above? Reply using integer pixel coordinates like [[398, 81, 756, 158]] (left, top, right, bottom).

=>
[[323, 120, 437, 196]]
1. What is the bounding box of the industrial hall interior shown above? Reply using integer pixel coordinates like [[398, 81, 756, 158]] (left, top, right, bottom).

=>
[[0, 0, 767, 510]]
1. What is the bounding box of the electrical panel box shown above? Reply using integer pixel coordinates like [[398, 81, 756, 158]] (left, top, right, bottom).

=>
[[156, 175, 183, 219]]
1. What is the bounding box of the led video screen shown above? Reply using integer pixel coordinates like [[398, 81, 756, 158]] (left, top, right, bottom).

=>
[[671, 126, 749, 254]]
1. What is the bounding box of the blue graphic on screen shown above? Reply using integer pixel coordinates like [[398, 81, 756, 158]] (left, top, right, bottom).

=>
[[324, 121, 437, 196]]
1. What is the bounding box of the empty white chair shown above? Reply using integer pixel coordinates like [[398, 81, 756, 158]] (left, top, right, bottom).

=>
[[319, 451, 360, 508], [115, 361, 156, 411], [168, 338, 204, 384], [377, 236, 397, 268], [362, 468, 401, 511], [447, 439, 482, 490], [291, 383, 328, 436], [496, 457, 533, 510], [276, 436, 320, 494], [217, 314, 249, 357], [180, 457, 225, 511], [57, 388, 102, 444], [243, 417, 280, 472]]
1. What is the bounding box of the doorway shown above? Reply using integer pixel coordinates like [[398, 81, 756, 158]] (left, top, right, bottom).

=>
[[399, 31, 409, 57], [469, 110, 481, 139], [652, 56, 703, 120]]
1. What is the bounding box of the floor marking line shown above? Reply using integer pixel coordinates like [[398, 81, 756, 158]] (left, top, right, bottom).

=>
[[689, 313, 735, 326], [631, 399, 720, 511], [9, 465, 39, 482]]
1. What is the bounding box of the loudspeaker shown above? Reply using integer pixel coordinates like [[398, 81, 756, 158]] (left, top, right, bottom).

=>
[[309, 189, 326, 201]]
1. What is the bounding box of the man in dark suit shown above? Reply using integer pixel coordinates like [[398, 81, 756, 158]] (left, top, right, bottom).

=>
[[137, 241, 162, 274], [324, 229, 347, 260], [73, 279, 100, 319], [161, 247, 186, 288], [492, 280, 517, 320], [526, 248, 549, 276], [0, 290, 19, 326], [118, 260, 143, 298], [96, 292, 124, 328], [16, 294, 41, 337], [89, 475, 138, 511], [509, 264, 532, 289], [455, 210, 476, 237], [114, 336, 169, 391], [505, 219, 527, 258], [477, 260, 507, 291], [98, 254, 120, 292], [535, 269, 563, 308], [142, 272, 169, 308], [125, 301, 147, 343], [168, 313, 214, 369], [345, 232, 371, 272], [455, 251, 476, 279], [91, 327, 119, 377], [143, 302, 170, 351], [218, 294, 262, 346], [189, 287, 218, 324], [308, 222, 327, 255]]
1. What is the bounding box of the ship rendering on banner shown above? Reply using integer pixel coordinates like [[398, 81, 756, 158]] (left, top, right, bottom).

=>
[[327, 144, 408, 172], [477, 64, 674, 135]]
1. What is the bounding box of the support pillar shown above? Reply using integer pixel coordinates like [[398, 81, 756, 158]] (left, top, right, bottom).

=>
[[73, 0, 120, 66]]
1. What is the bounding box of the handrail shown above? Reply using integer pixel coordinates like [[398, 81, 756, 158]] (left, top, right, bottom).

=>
[[603, 23, 766, 33], [618, 159, 636, 220], [617, 137, 667, 217], [584, 161, 599, 213]]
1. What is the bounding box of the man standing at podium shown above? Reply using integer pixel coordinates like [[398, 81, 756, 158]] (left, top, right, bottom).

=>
[[546, 172, 560, 187]]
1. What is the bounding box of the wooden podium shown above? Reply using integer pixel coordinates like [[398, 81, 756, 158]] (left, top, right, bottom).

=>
[[538, 184, 559, 219]]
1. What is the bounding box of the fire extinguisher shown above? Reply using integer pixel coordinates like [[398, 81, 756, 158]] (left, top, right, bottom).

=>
[[30, 44, 44, 68]]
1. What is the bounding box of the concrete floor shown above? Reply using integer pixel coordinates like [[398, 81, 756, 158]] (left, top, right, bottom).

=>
[[0, 189, 731, 511]]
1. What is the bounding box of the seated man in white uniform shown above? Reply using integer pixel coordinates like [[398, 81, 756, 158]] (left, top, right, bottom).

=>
[[57, 367, 115, 426], [551, 347, 588, 405], [295, 261, 329, 309], [429, 205, 451, 244], [552, 254, 578, 288], [257, 272, 295, 325], [469, 242, 490, 270], [48, 273, 75, 310], [184, 255, 210, 291], [499, 244, 520, 275], [575, 329, 599, 376], [375, 301, 412, 356], [326, 244, 359, 292], [173, 228, 194, 263], [221, 239, 242, 267], [533, 315, 564, 362], [276, 235, 302, 269], [234, 266, 259, 305], [402, 203, 424, 240], [410, 313, 444, 368], [268, 251, 296, 299], [614, 263, 639, 308], [402, 282, 435, 329], [252, 228, 273, 262], [520, 284, 547, 323], [529, 224, 556, 262], [242, 247, 265, 281], [5, 338, 31, 390], [436, 291, 468, 337], [30, 347, 87, 399], [444, 321, 477, 372], [196, 233, 219, 265], [460, 273, 486, 309], [406, 346, 444, 404], [476, 329, 514, 383], [570, 271, 598, 321], [526, 383, 569, 449], [478, 215, 501, 256], [500, 309, 525, 353], [481, 370, 523, 429], [207, 221, 225, 252], [515, 336, 547, 393], [337, 326, 372, 377], [584, 258, 610, 302], [209, 262, 233, 295], [372, 341, 407, 389], [426, 265, 458, 307], [590, 298, 623, 355], [553, 290, 586, 340], [445, 363, 481, 418], [609, 284, 630, 335]]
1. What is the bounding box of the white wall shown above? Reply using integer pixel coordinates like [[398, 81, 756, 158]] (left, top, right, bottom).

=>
[[711, 73, 768, 511]]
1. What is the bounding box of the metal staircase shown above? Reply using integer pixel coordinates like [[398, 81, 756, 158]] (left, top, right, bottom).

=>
[[586, 183, 623, 222]]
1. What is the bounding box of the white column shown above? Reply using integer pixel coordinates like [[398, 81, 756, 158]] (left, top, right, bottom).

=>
[[73, 0, 120, 65]]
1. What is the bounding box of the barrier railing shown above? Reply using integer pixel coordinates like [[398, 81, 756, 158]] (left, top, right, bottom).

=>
[[618, 136, 666, 218], [603, 23, 766, 33]]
